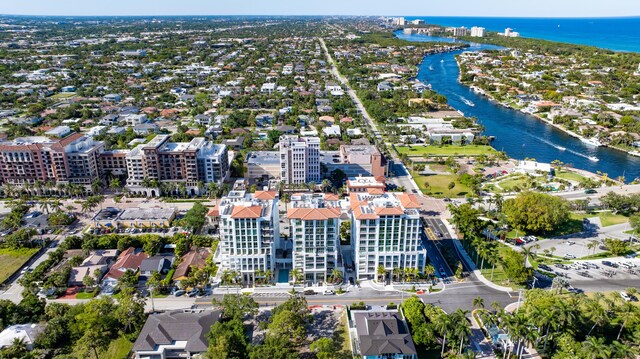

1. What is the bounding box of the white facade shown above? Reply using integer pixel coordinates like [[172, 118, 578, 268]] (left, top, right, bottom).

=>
[[218, 191, 280, 283], [470, 27, 486, 37], [288, 193, 342, 284], [279, 135, 320, 184], [350, 192, 426, 281]]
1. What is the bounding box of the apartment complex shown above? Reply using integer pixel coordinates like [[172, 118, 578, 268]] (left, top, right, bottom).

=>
[[338, 145, 385, 177], [126, 135, 229, 196], [470, 26, 486, 38], [279, 135, 320, 184], [0, 134, 104, 190], [350, 192, 425, 280], [216, 190, 280, 283], [287, 193, 342, 283]]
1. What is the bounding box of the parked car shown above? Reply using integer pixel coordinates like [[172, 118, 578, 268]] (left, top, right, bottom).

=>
[[323, 290, 335, 295], [584, 189, 597, 194], [173, 290, 186, 297], [303, 289, 316, 295], [538, 264, 552, 271], [620, 291, 631, 302], [566, 241, 575, 245], [187, 288, 200, 297], [564, 254, 576, 259]]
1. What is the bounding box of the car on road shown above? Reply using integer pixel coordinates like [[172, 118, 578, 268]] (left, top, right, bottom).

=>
[[566, 241, 575, 245], [564, 254, 576, 259], [20, 267, 32, 275], [173, 290, 186, 297], [187, 288, 200, 297], [567, 287, 584, 294], [584, 189, 597, 194], [323, 290, 335, 295]]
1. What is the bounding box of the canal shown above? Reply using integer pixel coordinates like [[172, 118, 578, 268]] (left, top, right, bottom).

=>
[[396, 31, 640, 182]]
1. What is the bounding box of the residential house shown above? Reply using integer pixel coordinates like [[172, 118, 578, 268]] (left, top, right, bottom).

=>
[[350, 310, 417, 359], [140, 255, 175, 279], [172, 247, 212, 282], [101, 247, 149, 287], [132, 309, 220, 359]]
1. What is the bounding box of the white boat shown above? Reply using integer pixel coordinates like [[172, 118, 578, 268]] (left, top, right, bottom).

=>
[[556, 146, 566, 151], [461, 98, 475, 107], [629, 151, 640, 157], [580, 137, 602, 147], [440, 59, 444, 63], [588, 156, 599, 162], [429, 65, 434, 71]]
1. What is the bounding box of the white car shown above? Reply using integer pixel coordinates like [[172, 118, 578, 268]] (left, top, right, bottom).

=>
[[620, 291, 631, 302], [564, 254, 576, 259], [566, 241, 576, 246], [323, 290, 335, 295]]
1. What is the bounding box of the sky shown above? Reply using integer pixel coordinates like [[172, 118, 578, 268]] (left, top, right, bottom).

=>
[[0, 0, 638, 17]]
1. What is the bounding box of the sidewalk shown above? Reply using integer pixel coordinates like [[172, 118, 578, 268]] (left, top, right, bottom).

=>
[[442, 220, 514, 293]]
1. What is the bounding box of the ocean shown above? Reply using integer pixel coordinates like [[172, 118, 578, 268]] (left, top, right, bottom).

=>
[[403, 16, 640, 52]]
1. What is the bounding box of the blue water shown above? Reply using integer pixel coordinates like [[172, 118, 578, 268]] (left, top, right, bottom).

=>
[[396, 31, 640, 181], [403, 17, 640, 52]]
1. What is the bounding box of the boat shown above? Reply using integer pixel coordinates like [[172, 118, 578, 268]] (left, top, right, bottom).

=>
[[440, 59, 444, 63], [556, 146, 566, 151], [429, 65, 434, 71], [588, 156, 599, 162], [580, 137, 602, 147], [629, 151, 640, 157], [461, 98, 475, 107]]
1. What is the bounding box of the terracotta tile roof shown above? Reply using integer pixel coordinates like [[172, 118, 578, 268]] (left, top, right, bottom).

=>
[[396, 193, 421, 209], [172, 247, 211, 280], [367, 188, 385, 195], [287, 207, 340, 220], [230, 205, 263, 219], [104, 247, 149, 281], [352, 205, 377, 220], [253, 190, 277, 200], [206, 205, 219, 217], [324, 193, 340, 201], [375, 207, 404, 216]]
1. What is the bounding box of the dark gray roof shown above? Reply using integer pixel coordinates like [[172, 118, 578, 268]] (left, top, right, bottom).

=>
[[353, 311, 417, 357], [139, 255, 173, 272], [132, 310, 220, 353]]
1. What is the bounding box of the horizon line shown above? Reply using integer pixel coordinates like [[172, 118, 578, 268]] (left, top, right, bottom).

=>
[[1, 14, 639, 19]]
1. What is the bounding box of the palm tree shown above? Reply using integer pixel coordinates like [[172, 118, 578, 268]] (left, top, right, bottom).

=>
[[582, 336, 611, 359], [207, 182, 219, 200], [49, 199, 62, 213], [376, 265, 386, 283], [615, 302, 636, 340], [424, 264, 435, 281], [39, 199, 50, 214], [610, 340, 636, 359], [472, 296, 484, 310], [91, 179, 102, 194], [585, 300, 608, 336], [451, 309, 470, 354], [109, 178, 121, 192], [321, 179, 332, 192], [392, 267, 403, 283], [330, 268, 343, 284], [521, 244, 539, 266], [587, 240, 599, 255], [434, 313, 453, 357], [290, 268, 303, 285]]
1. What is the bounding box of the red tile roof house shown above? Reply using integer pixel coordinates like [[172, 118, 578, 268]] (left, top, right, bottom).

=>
[[101, 247, 149, 288]]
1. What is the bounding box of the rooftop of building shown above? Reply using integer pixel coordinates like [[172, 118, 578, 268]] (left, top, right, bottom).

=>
[[246, 151, 280, 165], [119, 207, 176, 221], [340, 144, 381, 156], [217, 191, 276, 219], [350, 192, 421, 220], [352, 310, 417, 357]]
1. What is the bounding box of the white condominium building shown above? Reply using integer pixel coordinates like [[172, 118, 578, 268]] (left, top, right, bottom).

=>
[[279, 135, 320, 184], [287, 193, 343, 284], [350, 192, 425, 280], [470, 26, 486, 37], [217, 190, 280, 283]]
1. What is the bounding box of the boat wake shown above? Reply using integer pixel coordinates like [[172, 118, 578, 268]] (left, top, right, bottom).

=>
[[459, 95, 475, 107]]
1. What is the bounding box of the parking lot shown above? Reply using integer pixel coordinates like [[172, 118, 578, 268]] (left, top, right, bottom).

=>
[[538, 258, 640, 285]]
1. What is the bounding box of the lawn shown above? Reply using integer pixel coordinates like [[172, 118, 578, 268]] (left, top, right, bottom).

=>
[[572, 212, 629, 228], [555, 170, 587, 183], [101, 337, 133, 359], [0, 247, 39, 283], [396, 144, 496, 157], [338, 310, 352, 354], [498, 176, 528, 192], [412, 172, 472, 198], [76, 291, 98, 299], [51, 92, 77, 99]]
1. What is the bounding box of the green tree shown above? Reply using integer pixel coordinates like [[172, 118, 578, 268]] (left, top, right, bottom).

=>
[[213, 294, 259, 321], [503, 191, 570, 233], [310, 337, 337, 359]]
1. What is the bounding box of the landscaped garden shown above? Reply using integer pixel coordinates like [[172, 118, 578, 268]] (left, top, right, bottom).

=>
[[397, 144, 496, 157]]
